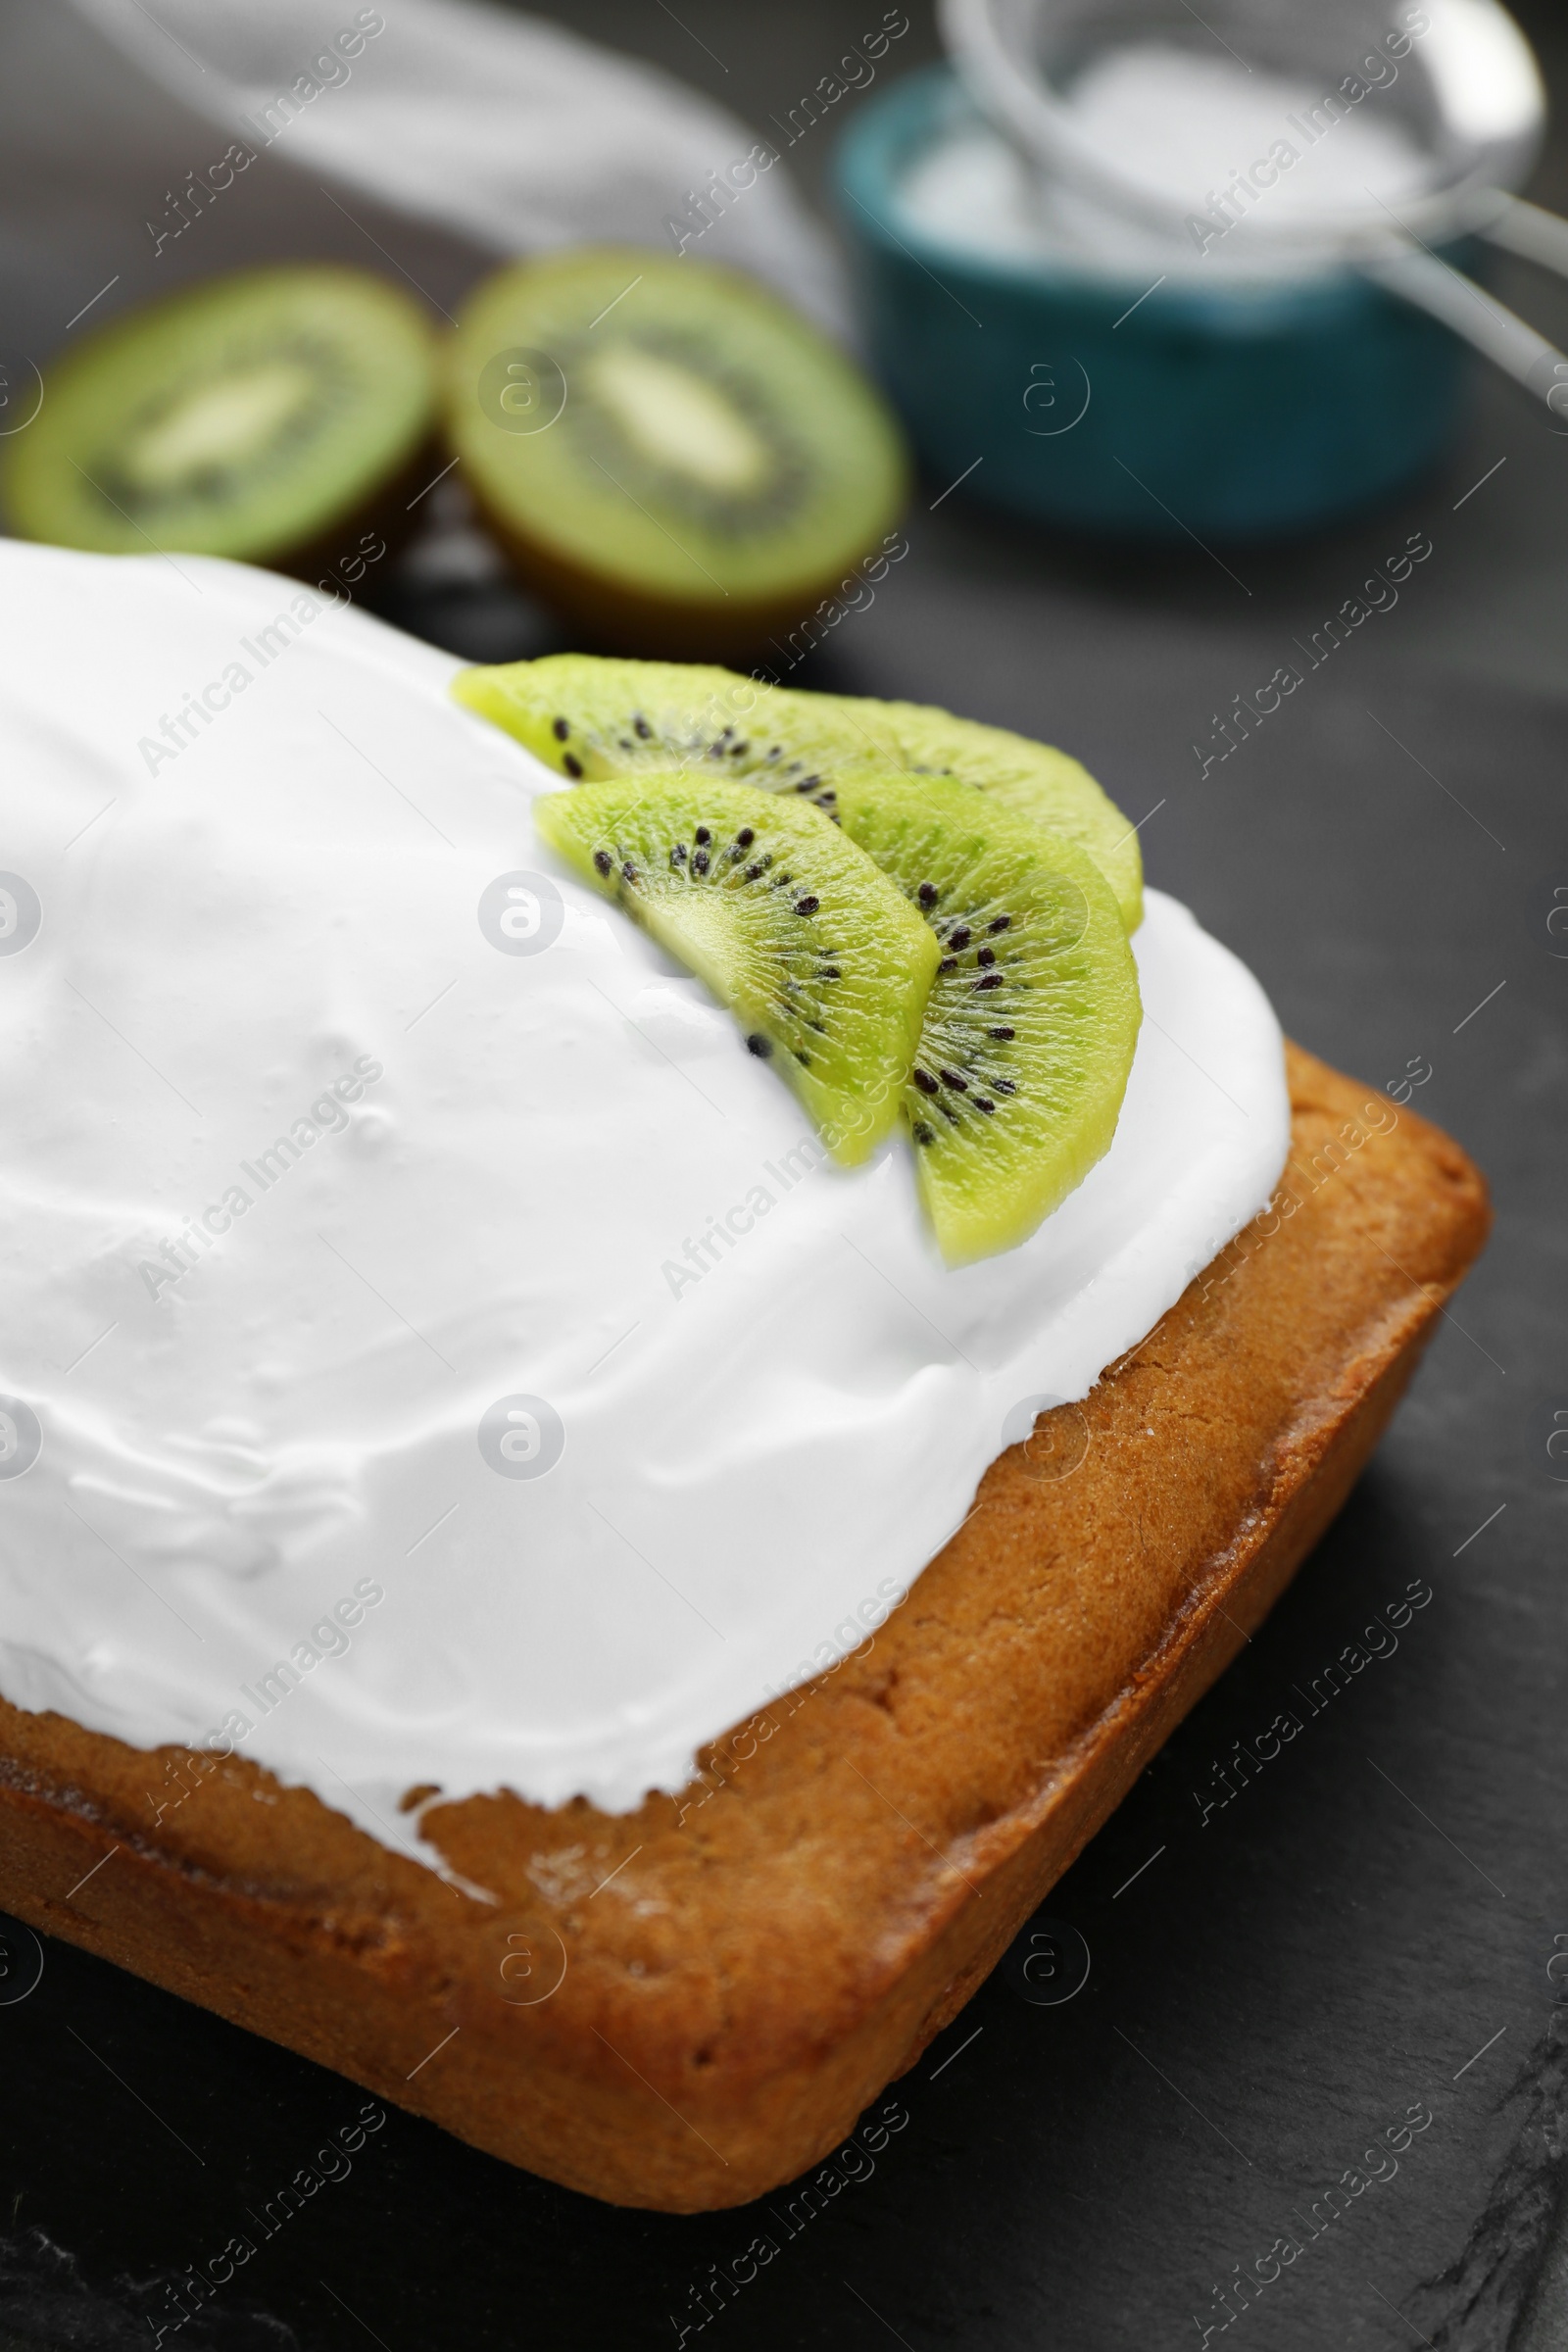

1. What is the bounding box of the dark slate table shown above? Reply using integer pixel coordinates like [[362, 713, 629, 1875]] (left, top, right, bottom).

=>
[[5, 470, 1566, 2352]]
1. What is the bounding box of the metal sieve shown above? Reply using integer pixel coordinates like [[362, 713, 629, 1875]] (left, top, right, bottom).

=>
[[942, 0, 1568, 411]]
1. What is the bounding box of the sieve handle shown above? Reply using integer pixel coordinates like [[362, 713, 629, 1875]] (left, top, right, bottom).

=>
[[1477, 195, 1568, 281], [1360, 240, 1568, 415]]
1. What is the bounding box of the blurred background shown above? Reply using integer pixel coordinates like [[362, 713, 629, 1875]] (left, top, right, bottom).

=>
[[506, 0, 1568, 696], [6, 0, 1568, 698]]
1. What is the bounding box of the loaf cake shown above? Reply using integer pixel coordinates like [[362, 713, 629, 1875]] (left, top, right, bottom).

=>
[[0, 1045, 1488, 2211]]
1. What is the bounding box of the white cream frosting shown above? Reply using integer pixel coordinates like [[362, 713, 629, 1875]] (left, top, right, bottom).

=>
[[0, 542, 1290, 1870]]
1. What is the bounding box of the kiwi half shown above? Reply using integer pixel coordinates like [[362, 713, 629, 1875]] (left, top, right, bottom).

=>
[[829, 773, 1142, 1263], [454, 653, 1143, 931], [4, 266, 438, 570], [448, 249, 907, 659], [534, 773, 936, 1165]]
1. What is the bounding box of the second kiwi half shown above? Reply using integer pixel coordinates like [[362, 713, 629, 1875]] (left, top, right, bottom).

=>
[[447, 248, 908, 660]]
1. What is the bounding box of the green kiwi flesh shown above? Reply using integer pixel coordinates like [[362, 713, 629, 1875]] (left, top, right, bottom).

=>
[[533, 773, 938, 1165], [5, 266, 438, 566], [828, 772, 1142, 1264], [447, 248, 906, 658], [453, 653, 1143, 931]]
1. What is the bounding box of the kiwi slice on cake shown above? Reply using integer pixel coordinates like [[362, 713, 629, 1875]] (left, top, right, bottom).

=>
[[4, 266, 438, 569], [835, 695, 1143, 935], [534, 773, 937, 1165], [829, 772, 1142, 1263], [447, 248, 906, 659], [454, 654, 1142, 931]]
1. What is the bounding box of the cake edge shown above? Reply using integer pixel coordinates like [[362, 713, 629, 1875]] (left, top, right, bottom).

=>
[[0, 1046, 1492, 2212]]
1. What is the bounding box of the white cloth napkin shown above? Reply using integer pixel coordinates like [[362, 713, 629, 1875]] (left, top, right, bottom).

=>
[[2, 0, 845, 354]]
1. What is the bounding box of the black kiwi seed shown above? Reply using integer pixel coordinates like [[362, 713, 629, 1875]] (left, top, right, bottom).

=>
[[747, 1033, 773, 1057], [818, 964, 841, 979], [794, 895, 819, 916], [670, 843, 687, 867], [913, 1068, 939, 1096], [745, 861, 764, 880], [989, 914, 1011, 933], [552, 716, 570, 741], [736, 826, 755, 848], [977, 946, 996, 967], [730, 741, 749, 757], [695, 826, 711, 845], [993, 1078, 1017, 1095], [794, 1050, 811, 1066], [913, 1121, 935, 1146], [593, 850, 612, 875], [917, 882, 938, 906], [940, 1068, 968, 1092], [975, 1098, 996, 1114], [692, 849, 710, 875], [633, 715, 652, 739], [974, 973, 1004, 991], [620, 859, 638, 883], [948, 924, 971, 950], [990, 1025, 1014, 1040], [564, 753, 584, 779], [938, 956, 958, 974]]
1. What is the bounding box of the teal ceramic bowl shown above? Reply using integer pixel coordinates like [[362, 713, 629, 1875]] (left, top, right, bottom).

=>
[[834, 66, 1474, 540]]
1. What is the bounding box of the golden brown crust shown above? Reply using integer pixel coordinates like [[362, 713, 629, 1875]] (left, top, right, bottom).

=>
[[0, 1046, 1490, 2210]]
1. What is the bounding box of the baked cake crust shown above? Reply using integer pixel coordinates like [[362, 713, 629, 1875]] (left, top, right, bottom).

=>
[[0, 1046, 1490, 2211]]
